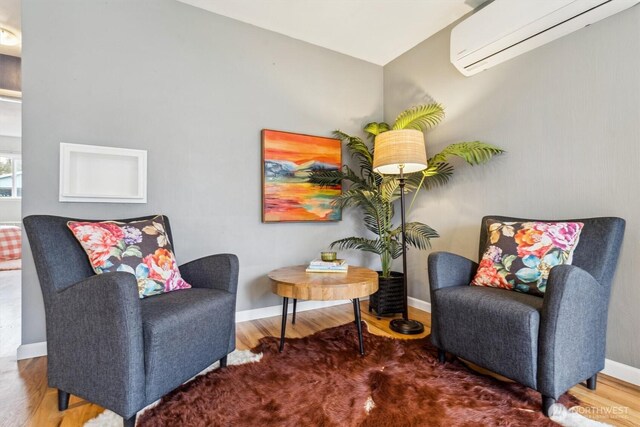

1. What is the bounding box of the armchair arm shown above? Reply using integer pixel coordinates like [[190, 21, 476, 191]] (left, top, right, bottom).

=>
[[538, 264, 608, 398], [428, 252, 478, 292], [49, 272, 145, 418], [428, 252, 478, 349], [179, 253, 239, 294]]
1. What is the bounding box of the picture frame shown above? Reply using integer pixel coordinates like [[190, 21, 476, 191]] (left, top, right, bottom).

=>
[[262, 129, 342, 223], [59, 142, 147, 203]]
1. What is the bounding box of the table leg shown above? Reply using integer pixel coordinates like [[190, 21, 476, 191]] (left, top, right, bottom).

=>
[[279, 297, 288, 352], [292, 298, 297, 325], [353, 298, 364, 356]]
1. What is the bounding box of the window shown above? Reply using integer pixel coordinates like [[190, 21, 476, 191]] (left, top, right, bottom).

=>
[[0, 154, 21, 198]]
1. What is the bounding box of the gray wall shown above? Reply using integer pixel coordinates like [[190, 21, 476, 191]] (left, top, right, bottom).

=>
[[384, 6, 640, 368], [21, 0, 382, 344]]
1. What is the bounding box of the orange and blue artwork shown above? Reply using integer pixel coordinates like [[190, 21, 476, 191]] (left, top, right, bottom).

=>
[[262, 129, 342, 222]]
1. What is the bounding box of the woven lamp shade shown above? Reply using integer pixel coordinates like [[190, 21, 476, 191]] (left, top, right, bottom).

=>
[[373, 129, 428, 175]]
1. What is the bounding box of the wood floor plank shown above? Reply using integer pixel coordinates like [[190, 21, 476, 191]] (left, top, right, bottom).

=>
[[1, 302, 638, 427]]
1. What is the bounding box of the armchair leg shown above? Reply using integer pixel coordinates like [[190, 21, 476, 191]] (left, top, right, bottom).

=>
[[542, 395, 555, 417], [586, 373, 598, 390], [123, 414, 136, 427], [437, 349, 446, 364], [58, 390, 70, 411], [220, 355, 228, 368]]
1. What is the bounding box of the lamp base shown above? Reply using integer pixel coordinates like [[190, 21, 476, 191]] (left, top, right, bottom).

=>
[[389, 318, 424, 335]]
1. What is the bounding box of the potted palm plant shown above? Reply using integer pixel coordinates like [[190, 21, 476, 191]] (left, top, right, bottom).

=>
[[310, 103, 504, 315]]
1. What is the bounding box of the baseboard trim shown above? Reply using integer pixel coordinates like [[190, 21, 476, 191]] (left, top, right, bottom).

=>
[[17, 341, 47, 360], [16, 296, 640, 387], [235, 299, 350, 323], [603, 358, 640, 386], [407, 296, 431, 313]]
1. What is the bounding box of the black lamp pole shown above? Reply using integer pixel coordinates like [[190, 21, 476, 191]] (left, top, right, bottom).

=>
[[389, 167, 425, 335]]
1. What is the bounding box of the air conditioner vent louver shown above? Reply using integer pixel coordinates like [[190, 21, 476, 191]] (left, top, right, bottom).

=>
[[451, 0, 638, 76]]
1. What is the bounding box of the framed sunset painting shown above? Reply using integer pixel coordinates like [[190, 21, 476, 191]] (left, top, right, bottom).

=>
[[262, 129, 342, 222]]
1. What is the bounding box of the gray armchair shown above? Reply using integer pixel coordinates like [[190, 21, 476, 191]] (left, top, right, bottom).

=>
[[428, 215, 625, 416], [24, 215, 239, 427]]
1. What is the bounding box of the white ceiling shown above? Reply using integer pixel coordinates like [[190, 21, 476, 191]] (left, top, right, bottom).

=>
[[0, 0, 487, 62], [0, 0, 20, 57], [177, 0, 487, 65]]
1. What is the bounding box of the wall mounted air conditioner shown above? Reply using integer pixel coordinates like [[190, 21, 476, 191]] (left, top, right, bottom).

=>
[[451, 0, 639, 76]]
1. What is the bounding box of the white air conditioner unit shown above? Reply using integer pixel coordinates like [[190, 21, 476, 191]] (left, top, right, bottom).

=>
[[451, 0, 639, 76]]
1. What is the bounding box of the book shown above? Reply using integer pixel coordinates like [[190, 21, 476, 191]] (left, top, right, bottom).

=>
[[306, 258, 349, 274], [309, 258, 346, 267], [305, 266, 349, 273], [306, 265, 348, 271]]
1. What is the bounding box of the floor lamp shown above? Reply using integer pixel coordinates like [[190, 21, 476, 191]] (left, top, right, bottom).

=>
[[373, 129, 427, 335]]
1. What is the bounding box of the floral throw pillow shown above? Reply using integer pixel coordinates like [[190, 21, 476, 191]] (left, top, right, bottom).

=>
[[67, 216, 191, 298], [471, 220, 584, 296]]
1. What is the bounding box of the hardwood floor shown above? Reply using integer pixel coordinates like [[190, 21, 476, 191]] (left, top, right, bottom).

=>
[[1, 302, 638, 426]]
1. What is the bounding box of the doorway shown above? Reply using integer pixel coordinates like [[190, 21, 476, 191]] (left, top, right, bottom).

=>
[[0, 97, 21, 360], [0, 44, 22, 360]]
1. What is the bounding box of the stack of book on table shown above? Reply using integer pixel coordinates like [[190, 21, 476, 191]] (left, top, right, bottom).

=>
[[305, 259, 348, 273]]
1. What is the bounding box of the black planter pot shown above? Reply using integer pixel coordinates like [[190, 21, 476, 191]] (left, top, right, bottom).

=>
[[369, 271, 404, 317]]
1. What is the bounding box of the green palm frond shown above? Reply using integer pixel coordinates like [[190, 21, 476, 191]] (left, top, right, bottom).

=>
[[392, 103, 445, 131], [333, 131, 373, 164], [362, 212, 380, 235], [365, 194, 393, 237], [332, 189, 391, 237], [331, 189, 371, 209], [421, 162, 455, 190], [330, 237, 382, 255], [342, 165, 367, 187], [429, 141, 504, 166], [332, 189, 379, 210], [380, 177, 400, 202], [360, 195, 387, 236], [308, 169, 344, 187], [402, 162, 454, 195], [333, 130, 375, 182], [401, 172, 423, 194], [391, 240, 403, 259], [363, 122, 391, 138], [392, 222, 440, 250]]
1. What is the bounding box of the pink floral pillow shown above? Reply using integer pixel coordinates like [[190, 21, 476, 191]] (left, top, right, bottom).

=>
[[471, 220, 583, 296], [67, 216, 191, 298]]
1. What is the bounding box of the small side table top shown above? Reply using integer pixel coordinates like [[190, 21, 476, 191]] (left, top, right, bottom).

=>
[[268, 265, 379, 301]]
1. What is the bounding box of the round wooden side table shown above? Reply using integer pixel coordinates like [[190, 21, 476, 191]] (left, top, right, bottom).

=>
[[268, 265, 378, 355]]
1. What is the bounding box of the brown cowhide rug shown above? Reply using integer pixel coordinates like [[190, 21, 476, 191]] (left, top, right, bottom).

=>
[[138, 322, 577, 426]]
